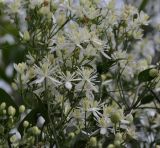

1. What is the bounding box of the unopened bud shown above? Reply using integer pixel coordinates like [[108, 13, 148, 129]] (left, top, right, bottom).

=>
[[68, 132, 75, 138], [89, 137, 97, 147], [8, 106, 16, 116], [32, 126, 41, 135], [107, 144, 115, 148], [110, 112, 122, 124], [23, 31, 30, 41], [149, 68, 158, 77], [23, 121, 29, 128], [0, 102, 6, 110], [19, 105, 25, 113]]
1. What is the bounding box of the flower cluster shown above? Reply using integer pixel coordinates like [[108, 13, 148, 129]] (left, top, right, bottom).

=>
[[0, 0, 160, 147]]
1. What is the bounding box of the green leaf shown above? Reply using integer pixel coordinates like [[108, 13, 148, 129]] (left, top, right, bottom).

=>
[[138, 68, 155, 83], [141, 95, 154, 104], [139, 0, 149, 11]]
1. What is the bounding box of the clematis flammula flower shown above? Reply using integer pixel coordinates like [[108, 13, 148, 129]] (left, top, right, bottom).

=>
[[32, 61, 61, 87], [56, 71, 80, 90], [75, 67, 99, 99]]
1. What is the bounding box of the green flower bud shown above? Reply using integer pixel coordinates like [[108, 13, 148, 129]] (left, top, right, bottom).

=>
[[27, 136, 35, 144], [149, 68, 158, 77], [101, 74, 107, 81], [11, 82, 18, 90], [98, 142, 103, 148], [68, 132, 75, 138], [156, 145, 160, 148], [114, 140, 121, 146], [89, 137, 97, 147], [0, 102, 6, 110], [23, 121, 29, 128], [107, 144, 115, 148], [39, 7, 50, 16], [110, 112, 122, 124], [23, 31, 30, 41], [3, 109, 6, 115], [10, 135, 17, 143], [32, 126, 41, 135], [115, 133, 122, 141], [19, 105, 25, 113], [8, 106, 16, 116]]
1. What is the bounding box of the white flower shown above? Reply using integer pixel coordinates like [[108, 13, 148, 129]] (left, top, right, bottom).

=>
[[75, 67, 99, 99], [14, 62, 27, 74], [29, 0, 43, 9], [65, 24, 91, 47], [32, 61, 61, 86], [8, 0, 21, 13], [56, 70, 80, 89], [137, 11, 149, 25]]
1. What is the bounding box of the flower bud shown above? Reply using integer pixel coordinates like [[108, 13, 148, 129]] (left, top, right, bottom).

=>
[[27, 136, 35, 144], [156, 145, 160, 148], [23, 31, 30, 41], [68, 132, 75, 138], [10, 135, 17, 143], [23, 121, 29, 128], [114, 140, 121, 146], [19, 105, 25, 113], [11, 82, 18, 90], [149, 68, 158, 77], [89, 137, 97, 147], [107, 144, 115, 148], [8, 106, 16, 116], [115, 133, 122, 141], [110, 112, 122, 124], [32, 126, 41, 135], [101, 74, 106, 81], [39, 6, 51, 18], [3, 109, 6, 115], [0, 102, 6, 110]]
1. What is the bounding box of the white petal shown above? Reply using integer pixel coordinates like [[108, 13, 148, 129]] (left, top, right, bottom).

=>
[[48, 76, 62, 85], [35, 77, 45, 84], [101, 51, 111, 59], [37, 116, 45, 128]]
